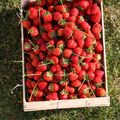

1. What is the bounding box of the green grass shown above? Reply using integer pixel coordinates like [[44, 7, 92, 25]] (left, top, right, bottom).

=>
[[0, 0, 120, 120]]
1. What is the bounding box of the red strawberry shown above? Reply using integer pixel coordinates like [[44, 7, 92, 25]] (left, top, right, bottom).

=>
[[43, 23, 52, 32], [43, 71, 53, 82], [90, 4, 100, 15], [46, 92, 58, 100], [63, 49, 72, 58], [88, 62, 96, 72], [28, 7, 38, 19], [50, 56, 59, 64], [94, 70, 104, 78], [69, 94, 77, 99], [69, 72, 78, 81], [78, 0, 89, 10], [59, 90, 68, 100], [27, 70, 34, 79], [60, 58, 69, 68], [73, 47, 82, 56], [29, 26, 39, 37], [40, 44, 47, 51], [71, 79, 81, 87], [48, 30, 56, 39], [34, 89, 43, 98], [55, 5, 67, 13], [58, 19, 67, 27], [31, 81, 36, 88], [40, 9, 46, 17], [84, 53, 93, 62], [77, 39, 85, 48], [24, 41, 32, 52], [95, 62, 101, 69], [84, 37, 94, 48], [67, 39, 77, 49], [55, 70, 64, 80], [66, 22, 76, 30], [73, 29, 84, 40], [57, 28, 64, 37], [48, 6, 54, 12], [65, 86, 75, 94], [50, 65, 57, 73], [78, 84, 89, 95], [41, 32, 49, 41], [95, 88, 106, 97], [37, 63, 47, 72], [26, 79, 32, 89], [81, 62, 89, 71], [22, 20, 31, 29], [25, 62, 33, 70], [43, 11, 52, 23], [72, 64, 81, 73], [67, 16, 76, 22], [33, 18, 41, 26], [90, 12, 101, 23], [38, 81, 47, 91], [95, 41, 103, 52], [70, 8, 79, 17], [70, 55, 79, 64], [93, 54, 101, 62], [39, 52, 45, 60], [48, 83, 59, 92], [36, 0, 46, 7], [63, 12, 70, 19], [59, 80, 69, 87], [87, 71, 95, 80], [64, 27, 73, 39], [76, 16, 84, 24], [46, 0, 53, 5], [93, 77, 102, 86], [54, 12, 63, 21], [33, 45, 40, 55], [56, 40, 65, 49], [78, 70, 86, 80], [51, 48, 61, 56], [34, 71, 42, 81], [80, 21, 91, 31]]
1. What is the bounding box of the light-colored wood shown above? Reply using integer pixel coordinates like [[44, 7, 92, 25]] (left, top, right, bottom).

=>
[[24, 97, 110, 112], [21, 1, 110, 112]]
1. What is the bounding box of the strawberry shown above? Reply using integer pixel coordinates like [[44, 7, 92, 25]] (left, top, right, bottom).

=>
[[34, 89, 43, 98], [40, 9, 46, 17], [28, 7, 38, 19], [79, 94, 88, 98], [51, 48, 61, 56], [26, 79, 32, 89], [55, 5, 67, 13], [60, 58, 69, 68], [66, 22, 76, 30], [70, 8, 79, 17], [76, 16, 84, 24], [41, 32, 49, 41], [80, 21, 91, 31], [78, 84, 89, 95], [53, 12, 63, 21], [38, 81, 48, 91], [93, 77, 102, 86], [33, 18, 41, 26], [92, 23, 102, 39], [77, 39, 85, 48], [73, 29, 84, 40], [84, 53, 93, 62], [73, 47, 82, 56], [90, 4, 100, 15], [46, 0, 54, 5], [48, 6, 54, 12], [64, 27, 73, 39], [29, 26, 39, 37], [37, 63, 47, 72], [94, 70, 104, 78], [59, 80, 69, 87], [50, 56, 59, 64], [24, 41, 32, 52], [46, 92, 58, 100], [77, 0, 89, 10], [95, 41, 103, 52], [81, 62, 89, 71], [56, 40, 65, 49], [63, 49, 72, 58], [58, 19, 67, 27], [40, 44, 47, 51], [87, 71, 95, 80], [48, 30, 56, 39], [43, 71, 53, 82], [62, 12, 70, 19], [93, 54, 101, 62], [34, 71, 42, 81], [88, 62, 96, 72], [48, 83, 59, 92], [43, 23, 52, 32], [90, 12, 101, 23], [39, 52, 45, 60], [59, 90, 68, 100], [31, 81, 36, 88], [78, 70, 86, 80], [67, 39, 77, 49], [55, 70, 64, 80], [57, 28, 64, 37], [25, 62, 33, 70], [72, 64, 81, 73], [95, 62, 101, 69], [50, 65, 57, 73], [67, 16, 76, 22], [27, 70, 34, 79], [95, 88, 106, 97], [70, 55, 79, 64], [69, 94, 77, 99], [43, 11, 52, 23], [69, 72, 78, 81], [33, 45, 40, 54], [71, 79, 81, 87], [84, 37, 94, 48], [22, 20, 31, 29], [65, 86, 75, 94], [36, 0, 46, 7]]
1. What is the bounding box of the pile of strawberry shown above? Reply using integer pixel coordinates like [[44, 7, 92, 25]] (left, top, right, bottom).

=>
[[22, 0, 106, 102]]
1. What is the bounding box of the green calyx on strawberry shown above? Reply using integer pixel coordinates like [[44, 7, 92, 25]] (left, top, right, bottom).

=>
[[58, 19, 67, 27], [24, 41, 32, 52], [43, 71, 53, 82], [60, 89, 69, 99], [60, 58, 69, 68], [48, 30, 57, 39], [48, 83, 59, 92]]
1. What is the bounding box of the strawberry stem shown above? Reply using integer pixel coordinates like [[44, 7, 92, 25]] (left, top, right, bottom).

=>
[[87, 81, 95, 96]]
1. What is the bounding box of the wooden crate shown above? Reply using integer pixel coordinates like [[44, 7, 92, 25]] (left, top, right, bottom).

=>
[[21, 0, 110, 112]]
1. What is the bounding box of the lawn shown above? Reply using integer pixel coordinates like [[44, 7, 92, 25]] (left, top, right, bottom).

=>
[[0, 0, 120, 120]]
